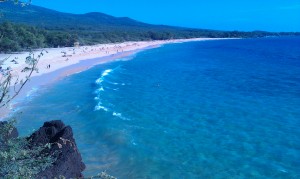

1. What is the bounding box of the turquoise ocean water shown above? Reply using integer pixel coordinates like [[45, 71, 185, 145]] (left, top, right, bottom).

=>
[[14, 37, 300, 178]]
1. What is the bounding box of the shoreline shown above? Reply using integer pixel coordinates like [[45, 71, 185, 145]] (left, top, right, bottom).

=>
[[0, 48, 146, 118], [0, 38, 235, 119]]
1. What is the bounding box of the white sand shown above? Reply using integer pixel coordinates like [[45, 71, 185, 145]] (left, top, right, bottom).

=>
[[0, 38, 231, 118], [0, 38, 228, 83]]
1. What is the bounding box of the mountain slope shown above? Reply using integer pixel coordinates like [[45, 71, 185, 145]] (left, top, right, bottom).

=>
[[0, 2, 178, 31]]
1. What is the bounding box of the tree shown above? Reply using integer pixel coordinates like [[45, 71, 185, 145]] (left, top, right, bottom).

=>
[[0, 1, 46, 108], [0, 1, 56, 178], [0, 50, 45, 108], [0, 37, 20, 52]]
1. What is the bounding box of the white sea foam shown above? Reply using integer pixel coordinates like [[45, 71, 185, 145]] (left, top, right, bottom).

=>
[[95, 88, 102, 93], [94, 105, 108, 112], [95, 78, 103, 84], [112, 112, 130, 120], [102, 69, 113, 77], [105, 80, 118, 85], [112, 112, 122, 117], [95, 69, 113, 84], [94, 67, 127, 114]]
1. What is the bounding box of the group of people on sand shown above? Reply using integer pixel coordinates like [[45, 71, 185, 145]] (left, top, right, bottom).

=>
[[42, 43, 139, 71], [0, 66, 12, 76], [79, 44, 126, 55]]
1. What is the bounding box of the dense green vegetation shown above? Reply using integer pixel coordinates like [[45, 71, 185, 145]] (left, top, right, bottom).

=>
[[0, 120, 54, 178], [0, 21, 78, 52], [1, 21, 299, 53], [0, 1, 299, 52]]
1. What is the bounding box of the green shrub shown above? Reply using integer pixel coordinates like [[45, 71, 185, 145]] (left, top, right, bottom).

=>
[[0, 120, 55, 178]]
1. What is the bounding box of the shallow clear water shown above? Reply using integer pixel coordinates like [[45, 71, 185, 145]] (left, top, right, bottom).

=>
[[15, 37, 300, 178]]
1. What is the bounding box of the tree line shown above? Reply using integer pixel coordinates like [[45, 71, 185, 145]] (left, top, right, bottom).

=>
[[0, 22, 77, 52], [1, 21, 299, 53]]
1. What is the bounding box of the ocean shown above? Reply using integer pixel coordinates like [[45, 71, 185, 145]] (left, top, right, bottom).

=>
[[14, 37, 300, 178]]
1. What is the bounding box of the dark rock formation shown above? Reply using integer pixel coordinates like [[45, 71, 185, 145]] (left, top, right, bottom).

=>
[[0, 120, 85, 178], [29, 120, 85, 178]]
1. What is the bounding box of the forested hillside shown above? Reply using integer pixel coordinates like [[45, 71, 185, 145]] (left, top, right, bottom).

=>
[[0, 22, 78, 52], [0, 1, 299, 52]]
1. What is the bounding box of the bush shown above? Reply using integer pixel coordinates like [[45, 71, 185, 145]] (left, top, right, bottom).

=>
[[0, 120, 55, 178]]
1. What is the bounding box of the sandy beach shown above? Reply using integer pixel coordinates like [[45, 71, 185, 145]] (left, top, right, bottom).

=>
[[0, 38, 227, 118]]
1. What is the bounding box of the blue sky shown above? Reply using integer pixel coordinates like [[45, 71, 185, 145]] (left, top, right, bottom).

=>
[[32, 0, 300, 32]]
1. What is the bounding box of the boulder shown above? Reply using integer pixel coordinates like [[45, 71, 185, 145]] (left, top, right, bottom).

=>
[[29, 120, 85, 178]]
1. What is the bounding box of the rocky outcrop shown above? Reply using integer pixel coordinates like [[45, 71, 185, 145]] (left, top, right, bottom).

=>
[[0, 120, 85, 178], [29, 120, 86, 178]]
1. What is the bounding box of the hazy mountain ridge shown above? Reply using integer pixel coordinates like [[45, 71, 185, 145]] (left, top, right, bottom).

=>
[[0, 2, 173, 31]]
